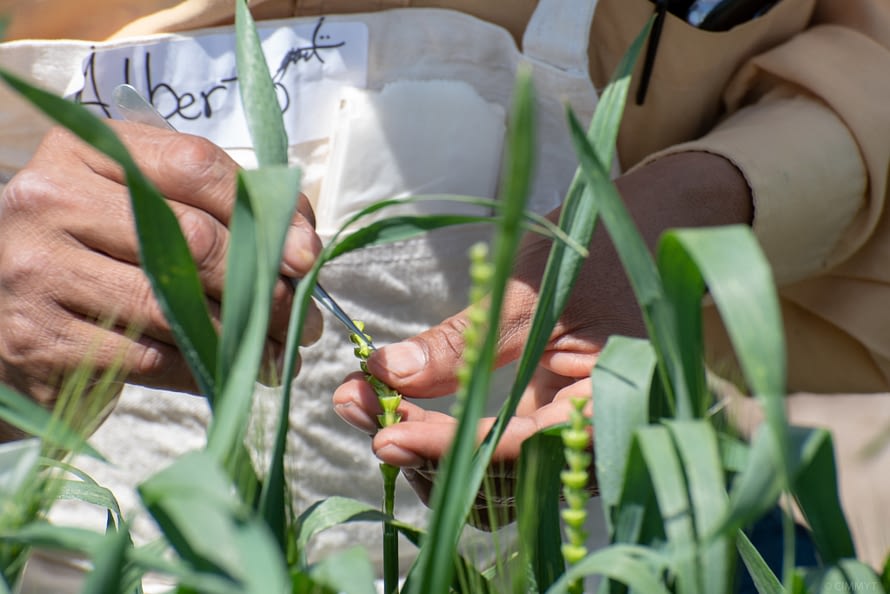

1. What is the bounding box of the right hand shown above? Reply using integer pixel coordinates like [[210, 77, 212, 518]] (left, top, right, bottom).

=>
[[0, 122, 323, 437]]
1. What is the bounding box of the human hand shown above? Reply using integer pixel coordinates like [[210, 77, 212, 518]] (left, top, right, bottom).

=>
[[332, 151, 752, 502], [0, 122, 322, 438]]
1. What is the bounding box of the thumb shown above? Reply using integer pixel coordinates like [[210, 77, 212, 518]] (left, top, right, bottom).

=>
[[365, 272, 541, 397], [364, 313, 470, 398]]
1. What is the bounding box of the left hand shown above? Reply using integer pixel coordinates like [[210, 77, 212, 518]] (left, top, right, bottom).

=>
[[332, 151, 753, 509]]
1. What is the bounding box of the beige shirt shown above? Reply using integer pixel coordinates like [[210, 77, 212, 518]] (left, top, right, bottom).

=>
[[2, 0, 890, 392]]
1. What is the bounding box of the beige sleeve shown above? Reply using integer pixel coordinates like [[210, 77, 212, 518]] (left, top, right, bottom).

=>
[[642, 91, 865, 285], [641, 20, 890, 286]]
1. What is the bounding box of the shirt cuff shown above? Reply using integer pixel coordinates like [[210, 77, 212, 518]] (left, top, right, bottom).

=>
[[638, 92, 866, 285]]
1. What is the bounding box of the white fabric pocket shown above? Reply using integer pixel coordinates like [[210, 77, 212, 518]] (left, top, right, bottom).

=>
[[314, 79, 505, 240]]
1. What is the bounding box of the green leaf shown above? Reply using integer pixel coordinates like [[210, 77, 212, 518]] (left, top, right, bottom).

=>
[[140, 451, 248, 574], [655, 233, 708, 417], [327, 214, 495, 260], [0, 70, 218, 398], [546, 545, 669, 594], [497, 15, 653, 440], [665, 421, 732, 594], [127, 543, 244, 594], [306, 547, 377, 594], [722, 425, 855, 566], [54, 479, 124, 530], [234, 0, 288, 166], [0, 439, 40, 497], [294, 496, 422, 565], [566, 109, 688, 419], [718, 433, 750, 475], [799, 559, 884, 594], [789, 428, 855, 564], [659, 227, 788, 473], [736, 530, 783, 594], [611, 433, 663, 549], [634, 426, 699, 594], [408, 65, 536, 594], [209, 166, 299, 470], [592, 336, 656, 533], [721, 425, 784, 535], [79, 522, 131, 594], [0, 523, 106, 556], [0, 386, 102, 459], [325, 194, 588, 260], [139, 451, 288, 592], [516, 431, 566, 592]]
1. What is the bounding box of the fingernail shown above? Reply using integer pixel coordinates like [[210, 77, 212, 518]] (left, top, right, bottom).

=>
[[377, 444, 425, 468], [379, 342, 426, 379], [334, 402, 378, 434], [282, 228, 318, 275]]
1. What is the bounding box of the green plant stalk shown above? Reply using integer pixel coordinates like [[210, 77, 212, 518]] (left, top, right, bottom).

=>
[[560, 397, 591, 594], [350, 323, 401, 594], [381, 462, 400, 593]]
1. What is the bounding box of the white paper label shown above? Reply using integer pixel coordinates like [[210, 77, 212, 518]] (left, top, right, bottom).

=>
[[73, 17, 368, 148]]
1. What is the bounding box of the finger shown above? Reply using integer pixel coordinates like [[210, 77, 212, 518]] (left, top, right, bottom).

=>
[[362, 248, 545, 396], [24, 165, 321, 347], [0, 297, 197, 402], [44, 124, 322, 278], [332, 373, 451, 434], [332, 373, 382, 433], [370, 387, 587, 469], [515, 366, 577, 417], [110, 123, 322, 278]]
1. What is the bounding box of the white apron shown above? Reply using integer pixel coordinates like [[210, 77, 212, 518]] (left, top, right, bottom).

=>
[[0, 1, 607, 590]]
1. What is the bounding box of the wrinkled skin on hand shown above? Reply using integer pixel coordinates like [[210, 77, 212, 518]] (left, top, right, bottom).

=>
[[333, 151, 753, 517], [0, 122, 323, 440]]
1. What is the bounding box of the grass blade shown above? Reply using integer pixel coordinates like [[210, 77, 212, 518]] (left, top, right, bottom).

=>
[[54, 480, 124, 530], [665, 420, 732, 594], [408, 66, 536, 594], [79, 522, 131, 594], [303, 547, 377, 594], [491, 18, 653, 444], [634, 426, 700, 594], [566, 111, 688, 419], [592, 336, 657, 534], [0, 387, 101, 459], [659, 227, 787, 469], [656, 233, 708, 416], [721, 425, 785, 535], [790, 428, 855, 564], [722, 425, 854, 563], [800, 559, 884, 593], [546, 545, 669, 594], [736, 530, 783, 594], [234, 0, 288, 167], [516, 430, 566, 592], [294, 497, 423, 564], [139, 451, 289, 592], [209, 166, 299, 473], [323, 194, 588, 261]]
